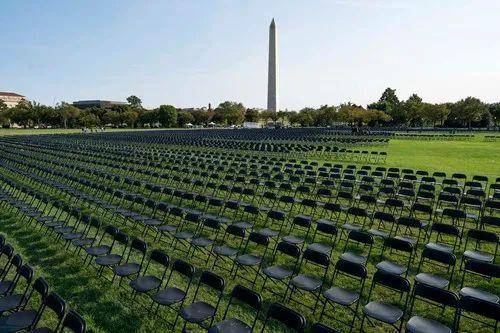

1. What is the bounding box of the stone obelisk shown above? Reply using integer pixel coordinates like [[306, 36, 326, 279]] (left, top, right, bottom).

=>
[[267, 18, 278, 112]]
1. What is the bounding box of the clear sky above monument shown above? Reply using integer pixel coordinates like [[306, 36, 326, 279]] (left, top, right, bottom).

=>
[[1, 0, 499, 109]]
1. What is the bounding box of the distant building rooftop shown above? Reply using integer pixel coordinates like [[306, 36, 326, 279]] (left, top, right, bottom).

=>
[[73, 100, 128, 109], [0, 92, 27, 108]]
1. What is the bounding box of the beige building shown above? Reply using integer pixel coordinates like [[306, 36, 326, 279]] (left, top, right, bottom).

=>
[[0, 92, 26, 108]]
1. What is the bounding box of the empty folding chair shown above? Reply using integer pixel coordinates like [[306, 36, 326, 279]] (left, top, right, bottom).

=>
[[232, 232, 270, 286], [340, 230, 374, 266], [0, 277, 49, 332], [376, 237, 414, 277], [179, 270, 225, 332], [459, 260, 500, 304], [320, 259, 367, 332], [28, 292, 67, 332], [94, 230, 130, 277], [60, 309, 86, 333], [261, 241, 301, 300], [310, 322, 341, 333], [150, 260, 195, 328], [208, 285, 262, 333], [260, 302, 306, 333], [457, 296, 500, 332], [461, 229, 498, 268], [406, 283, 459, 333], [307, 219, 338, 256], [129, 249, 169, 296], [286, 249, 330, 312], [112, 237, 148, 285], [415, 247, 456, 290], [211, 224, 246, 275], [360, 271, 411, 333]]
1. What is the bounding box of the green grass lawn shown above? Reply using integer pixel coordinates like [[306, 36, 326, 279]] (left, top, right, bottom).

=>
[[386, 137, 500, 177]]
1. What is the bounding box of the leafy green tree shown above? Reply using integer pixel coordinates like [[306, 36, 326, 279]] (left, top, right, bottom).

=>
[[450, 97, 487, 128], [379, 87, 400, 105], [0, 100, 10, 126], [158, 105, 178, 127], [403, 94, 424, 126], [126, 95, 142, 109], [488, 103, 500, 128], [314, 105, 337, 126], [177, 111, 194, 127], [55, 102, 80, 128], [77, 110, 100, 127], [137, 110, 160, 126], [421, 103, 450, 127], [191, 109, 211, 125], [245, 108, 260, 122], [213, 101, 246, 125], [10, 100, 33, 128], [260, 110, 278, 123]]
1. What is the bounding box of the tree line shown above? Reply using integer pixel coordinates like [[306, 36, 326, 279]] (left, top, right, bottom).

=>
[[1, 89, 499, 129]]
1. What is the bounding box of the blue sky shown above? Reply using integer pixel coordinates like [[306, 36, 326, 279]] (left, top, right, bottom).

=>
[[1, 0, 499, 109]]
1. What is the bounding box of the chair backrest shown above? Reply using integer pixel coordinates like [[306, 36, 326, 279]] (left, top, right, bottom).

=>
[[199, 270, 225, 293], [372, 270, 411, 293], [39, 292, 67, 330], [264, 302, 306, 332], [458, 296, 500, 330], [335, 258, 367, 279], [229, 284, 262, 311], [310, 323, 341, 333], [171, 259, 195, 279], [62, 309, 86, 333]]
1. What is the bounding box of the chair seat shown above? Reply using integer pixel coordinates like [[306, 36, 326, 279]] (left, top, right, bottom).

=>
[[208, 317, 252, 333], [342, 223, 362, 231], [180, 301, 216, 323], [307, 243, 332, 255], [213, 245, 238, 257], [0, 294, 27, 313], [114, 263, 141, 276], [463, 250, 493, 262], [143, 219, 162, 226], [341, 252, 367, 265], [394, 235, 417, 245], [282, 235, 304, 245], [95, 254, 122, 266], [369, 229, 389, 238], [406, 315, 452, 333], [54, 226, 74, 234], [425, 242, 453, 253], [152, 287, 186, 305], [0, 309, 38, 332], [45, 221, 65, 228], [86, 245, 110, 257], [290, 274, 322, 291], [263, 265, 293, 280], [376, 261, 407, 276], [73, 238, 94, 247], [257, 228, 279, 238], [363, 301, 403, 324], [232, 221, 253, 229], [158, 225, 177, 233], [29, 327, 53, 333], [62, 232, 83, 241], [174, 231, 193, 240], [459, 287, 500, 303], [415, 273, 449, 289], [236, 254, 261, 266], [323, 287, 359, 306], [0, 281, 14, 295], [130, 276, 161, 293], [191, 237, 213, 247]]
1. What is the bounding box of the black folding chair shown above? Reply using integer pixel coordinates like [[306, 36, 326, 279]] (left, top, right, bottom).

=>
[[260, 302, 306, 333], [179, 270, 225, 331], [208, 285, 262, 333]]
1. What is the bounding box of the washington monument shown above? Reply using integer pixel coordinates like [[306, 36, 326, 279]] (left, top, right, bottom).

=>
[[267, 18, 278, 112]]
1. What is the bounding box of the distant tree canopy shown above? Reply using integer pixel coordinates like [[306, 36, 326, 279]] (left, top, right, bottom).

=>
[[1, 90, 498, 129]]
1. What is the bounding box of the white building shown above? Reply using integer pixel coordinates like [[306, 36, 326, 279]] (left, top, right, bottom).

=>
[[0, 92, 26, 108]]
